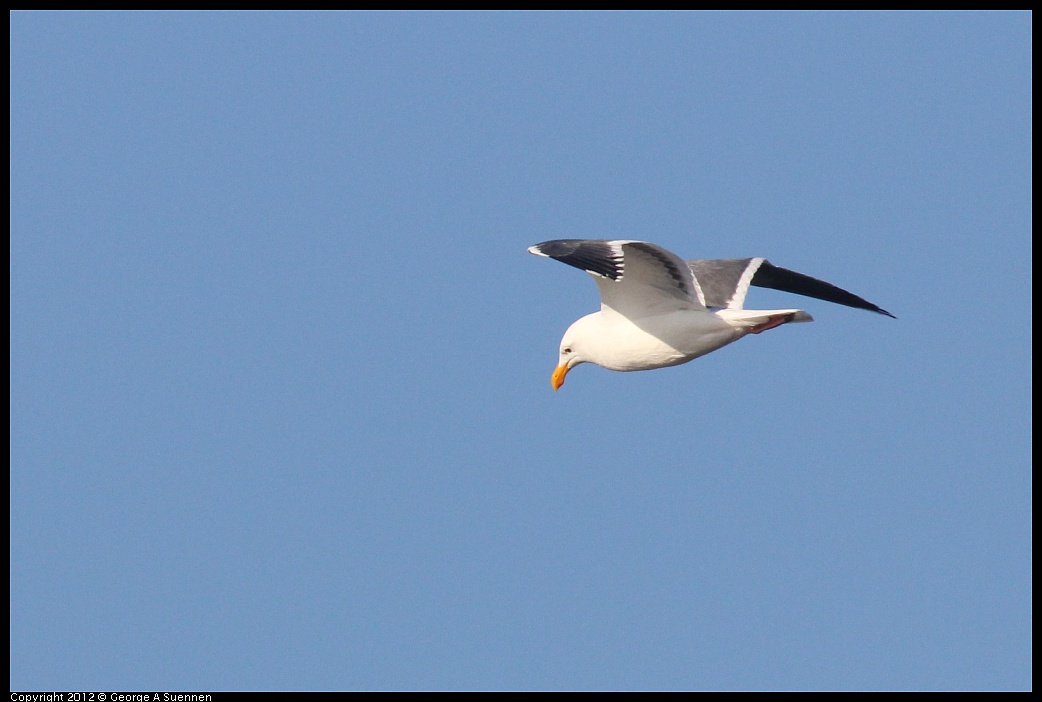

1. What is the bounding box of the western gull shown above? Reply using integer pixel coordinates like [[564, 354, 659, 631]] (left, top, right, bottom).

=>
[[528, 239, 894, 390]]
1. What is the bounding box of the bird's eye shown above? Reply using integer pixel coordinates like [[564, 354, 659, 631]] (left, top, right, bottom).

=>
[[562, 347, 572, 354]]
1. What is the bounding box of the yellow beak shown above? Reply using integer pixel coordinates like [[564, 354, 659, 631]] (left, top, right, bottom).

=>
[[551, 364, 569, 391]]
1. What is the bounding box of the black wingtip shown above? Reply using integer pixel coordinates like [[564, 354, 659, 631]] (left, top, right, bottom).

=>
[[527, 239, 624, 280], [752, 261, 896, 318]]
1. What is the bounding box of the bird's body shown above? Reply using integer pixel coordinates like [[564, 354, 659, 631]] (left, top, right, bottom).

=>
[[528, 239, 893, 389], [561, 306, 748, 372]]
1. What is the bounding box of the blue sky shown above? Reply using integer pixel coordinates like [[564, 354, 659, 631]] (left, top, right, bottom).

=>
[[10, 11, 1031, 691]]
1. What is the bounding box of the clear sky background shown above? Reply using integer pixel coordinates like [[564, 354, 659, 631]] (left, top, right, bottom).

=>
[[10, 11, 1031, 692]]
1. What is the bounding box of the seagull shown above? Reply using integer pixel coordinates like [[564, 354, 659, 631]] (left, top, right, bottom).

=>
[[528, 239, 894, 390]]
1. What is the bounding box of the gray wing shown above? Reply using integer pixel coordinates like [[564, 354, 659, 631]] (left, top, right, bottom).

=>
[[528, 239, 706, 317], [687, 258, 895, 317]]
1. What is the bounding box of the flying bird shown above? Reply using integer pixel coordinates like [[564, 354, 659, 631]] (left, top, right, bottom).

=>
[[528, 239, 894, 390]]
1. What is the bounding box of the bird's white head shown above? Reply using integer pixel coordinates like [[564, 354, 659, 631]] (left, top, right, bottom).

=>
[[551, 315, 599, 390]]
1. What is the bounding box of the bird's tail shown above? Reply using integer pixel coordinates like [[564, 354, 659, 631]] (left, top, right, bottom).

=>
[[716, 308, 813, 334]]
